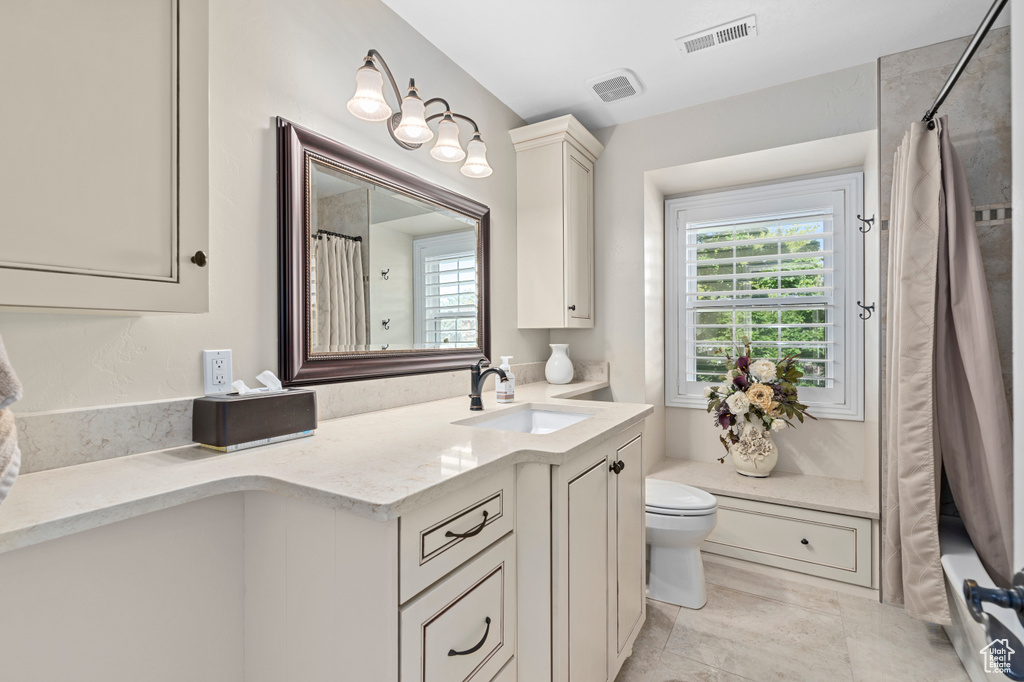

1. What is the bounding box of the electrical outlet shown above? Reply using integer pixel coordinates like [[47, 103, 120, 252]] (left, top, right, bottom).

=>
[[203, 349, 233, 395]]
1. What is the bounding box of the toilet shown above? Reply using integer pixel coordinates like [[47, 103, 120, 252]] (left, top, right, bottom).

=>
[[645, 478, 718, 609]]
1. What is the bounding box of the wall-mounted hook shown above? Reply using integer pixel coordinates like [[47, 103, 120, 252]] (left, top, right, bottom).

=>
[[381, 269, 390, 280], [856, 301, 875, 321], [381, 344, 389, 351], [382, 318, 390, 330], [857, 214, 875, 234]]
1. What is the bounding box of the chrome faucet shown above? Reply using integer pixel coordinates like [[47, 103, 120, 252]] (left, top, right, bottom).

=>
[[469, 359, 508, 410]]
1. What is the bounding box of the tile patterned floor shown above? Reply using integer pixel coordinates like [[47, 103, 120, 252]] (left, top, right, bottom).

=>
[[615, 561, 970, 682]]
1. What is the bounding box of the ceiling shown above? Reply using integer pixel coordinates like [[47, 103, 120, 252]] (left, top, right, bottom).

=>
[[381, 0, 1010, 130]]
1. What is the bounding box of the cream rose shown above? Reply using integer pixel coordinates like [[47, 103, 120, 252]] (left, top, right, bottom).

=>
[[750, 359, 777, 382], [725, 391, 750, 416], [771, 419, 787, 432]]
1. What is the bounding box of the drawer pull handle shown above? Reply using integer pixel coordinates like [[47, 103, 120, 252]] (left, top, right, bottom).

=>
[[445, 510, 489, 539], [448, 616, 491, 657], [801, 538, 809, 545], [610, 460, 625, 475]]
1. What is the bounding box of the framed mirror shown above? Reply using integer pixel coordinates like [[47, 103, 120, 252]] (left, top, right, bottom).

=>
[[277, 118, 489, 385]]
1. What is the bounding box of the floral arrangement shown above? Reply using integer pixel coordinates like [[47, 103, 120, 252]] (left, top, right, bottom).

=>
[[704, 342, 815, 464]]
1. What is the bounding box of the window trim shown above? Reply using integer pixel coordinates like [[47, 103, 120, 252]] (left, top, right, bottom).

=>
[[665, 173, 864, 421]]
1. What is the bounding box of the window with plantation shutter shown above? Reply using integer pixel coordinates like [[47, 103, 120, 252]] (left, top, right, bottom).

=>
[[666, 174, 864, 420], [413, 230, 479, 348]]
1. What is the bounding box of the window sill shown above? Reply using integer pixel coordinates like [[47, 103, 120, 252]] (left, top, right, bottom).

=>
[[666, 393, 864, 422]]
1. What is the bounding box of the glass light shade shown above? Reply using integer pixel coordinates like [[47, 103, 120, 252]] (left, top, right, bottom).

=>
[[346, 63, 392, 122], [393, 92, 434, 144], [461, 135, 492, 178], [429, 115, 465, 162]]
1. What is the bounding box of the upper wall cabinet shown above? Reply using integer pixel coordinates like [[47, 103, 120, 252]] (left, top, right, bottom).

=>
[[510, 116, 603, 329], [0, 0, 209, 314]]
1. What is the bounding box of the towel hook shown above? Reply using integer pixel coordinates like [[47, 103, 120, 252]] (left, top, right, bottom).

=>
[[856, 301, 875, 321], [857, 214, 875, 234], [382, 318, 390, 330], [381, 269, 390, 280]]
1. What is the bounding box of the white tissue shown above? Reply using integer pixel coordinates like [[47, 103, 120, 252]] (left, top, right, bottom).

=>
[[232, 379, 255, 394], [256, 370, 283, 391], [232, 371, 285, 395]]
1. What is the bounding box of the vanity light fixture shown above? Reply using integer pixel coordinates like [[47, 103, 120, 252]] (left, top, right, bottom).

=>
[[346, 49, 492, 178]]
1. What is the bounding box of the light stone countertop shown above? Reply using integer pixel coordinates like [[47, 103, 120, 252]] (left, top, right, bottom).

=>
[[649, 458, 879, 519], [0, 380, 652, 554]]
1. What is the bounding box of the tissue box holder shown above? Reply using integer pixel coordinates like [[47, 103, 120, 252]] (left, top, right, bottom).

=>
[[192, 389, 317, 452]]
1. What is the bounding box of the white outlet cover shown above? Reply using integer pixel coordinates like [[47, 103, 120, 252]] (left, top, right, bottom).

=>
[[203, 349, 233, 395]]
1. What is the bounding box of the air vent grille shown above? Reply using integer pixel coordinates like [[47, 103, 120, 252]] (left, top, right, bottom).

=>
[[676, 15, 757, 55], [584, 68, 645, 104], [593, 76, 636, 102]]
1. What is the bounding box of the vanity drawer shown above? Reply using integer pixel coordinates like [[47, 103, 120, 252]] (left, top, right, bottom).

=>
[[400, 536, 516, 682], [400, 468, 514, 602], [703, 496, 872, 586]]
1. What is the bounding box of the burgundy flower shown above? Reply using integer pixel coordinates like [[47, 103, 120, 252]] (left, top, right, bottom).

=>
[[716, 405, 735, 430], [733, 374, 749, 390], [736, 356, 750, 372]]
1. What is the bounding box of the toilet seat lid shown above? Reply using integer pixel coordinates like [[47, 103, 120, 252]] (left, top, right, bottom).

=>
[[646, 478, 717, 513]]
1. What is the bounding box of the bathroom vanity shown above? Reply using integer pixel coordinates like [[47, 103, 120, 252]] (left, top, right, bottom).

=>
[[0, 380, 651, 682]]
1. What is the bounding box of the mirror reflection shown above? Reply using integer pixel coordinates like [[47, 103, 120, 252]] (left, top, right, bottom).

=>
[[309, 159, 479, 354]]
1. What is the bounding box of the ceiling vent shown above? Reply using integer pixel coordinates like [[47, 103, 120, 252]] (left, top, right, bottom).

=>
[[676, 15, 757, 55], [585, 68, 645, 104]]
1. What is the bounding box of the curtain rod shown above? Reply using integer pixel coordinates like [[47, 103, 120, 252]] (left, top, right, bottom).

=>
[[922, 0, 1008, 129], [316, 229, 362, 241]]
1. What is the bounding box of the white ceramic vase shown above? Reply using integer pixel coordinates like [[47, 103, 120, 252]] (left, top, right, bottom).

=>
[[729, 425, 778, 478], [545, 344, 574, 384]]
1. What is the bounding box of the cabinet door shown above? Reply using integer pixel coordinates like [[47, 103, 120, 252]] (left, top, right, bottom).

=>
[[556, 454, 608, 682], [564, 145, 593, 326], [609, 434, 645, 676], [0, 0, 209, 313]]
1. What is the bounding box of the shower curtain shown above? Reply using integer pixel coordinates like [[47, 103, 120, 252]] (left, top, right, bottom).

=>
[[315, 235, 367, 351], [884, 117, 1013, 625]]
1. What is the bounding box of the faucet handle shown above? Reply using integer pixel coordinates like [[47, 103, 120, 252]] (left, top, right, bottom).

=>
[[475, 358, 490, 369]]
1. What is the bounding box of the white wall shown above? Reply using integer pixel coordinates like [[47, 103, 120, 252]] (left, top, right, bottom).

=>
[[0, 0, 548, 413], [369, 224, 414, 346], [553, 63, 878, 469]]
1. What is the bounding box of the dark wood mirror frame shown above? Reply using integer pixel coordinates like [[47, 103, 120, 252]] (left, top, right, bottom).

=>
[[277, 118, 490, 386]]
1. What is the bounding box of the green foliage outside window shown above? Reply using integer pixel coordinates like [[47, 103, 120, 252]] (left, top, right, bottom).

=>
[[691, 219, 829, 387]]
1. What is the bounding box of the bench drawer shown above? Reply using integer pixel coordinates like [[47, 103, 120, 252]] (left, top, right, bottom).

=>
[[703, 496, 872, 586], [400, 468, 514, 602], [400, 536, 515, 682]]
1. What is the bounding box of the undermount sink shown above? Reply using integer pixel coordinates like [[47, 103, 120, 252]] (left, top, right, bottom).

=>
[[456, 405, 594, 434]]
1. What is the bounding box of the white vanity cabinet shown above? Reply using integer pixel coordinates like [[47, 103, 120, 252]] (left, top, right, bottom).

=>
[[510, 115, 604, 329], [551, 422, 646, 682], [244, 468, 518, 682], [0, 0, 209, 313]]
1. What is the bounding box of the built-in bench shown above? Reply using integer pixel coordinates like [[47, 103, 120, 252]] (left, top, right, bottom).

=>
[[648, 458, 879, 588]]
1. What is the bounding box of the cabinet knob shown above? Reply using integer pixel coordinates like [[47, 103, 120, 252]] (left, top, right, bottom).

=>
[[190, 250, 208, 267], [801, 538, 809, 545], [568, 305, 576, 311], [610, 460, 625, 475]]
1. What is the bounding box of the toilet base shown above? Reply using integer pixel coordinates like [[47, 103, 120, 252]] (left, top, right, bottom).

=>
[[647, 544, 707, 609]]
